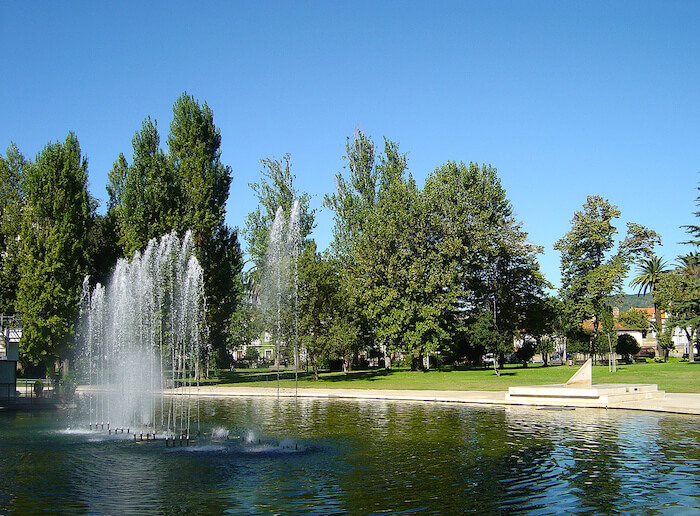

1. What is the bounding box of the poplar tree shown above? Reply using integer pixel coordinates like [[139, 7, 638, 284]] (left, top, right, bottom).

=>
[[167, 93, 243, 368], [108, 117, 176, 257], [17, 133, 94, 369], [0, 144, 26, 313]]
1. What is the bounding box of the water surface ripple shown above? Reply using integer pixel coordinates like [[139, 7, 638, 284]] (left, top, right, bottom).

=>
[[1, 397, 698, 514]]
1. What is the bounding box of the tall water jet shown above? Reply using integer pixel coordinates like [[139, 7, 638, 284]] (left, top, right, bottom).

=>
[[261, 201, 302, 394], [76, 231, 207, 437]]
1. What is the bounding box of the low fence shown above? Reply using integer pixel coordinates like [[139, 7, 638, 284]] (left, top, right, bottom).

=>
[[0, 378, 74, 403]]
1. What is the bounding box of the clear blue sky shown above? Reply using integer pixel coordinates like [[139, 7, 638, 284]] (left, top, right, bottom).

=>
[[2, 1, 699, 291]]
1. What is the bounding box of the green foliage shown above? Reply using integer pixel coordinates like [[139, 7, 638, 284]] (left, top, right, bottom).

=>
[[0, 143, 26, 313], [244, 346, 259, 362], [617, 308, 649, 333], [681, 179, 700, 246], [524, 296, 559, 364], [466, 309, 499, 358], [656, 331, 674, 362], [167, 93, 243, 367], [297, 241, 339, 379], [107, 94, 244, 369], [554, 195, 660, 353], [615, 334, 640, 359], [515, 341, 536, 366], [244, 153, 314, 285], [17, 133, 95, 367], [655, 258, 700, 361]]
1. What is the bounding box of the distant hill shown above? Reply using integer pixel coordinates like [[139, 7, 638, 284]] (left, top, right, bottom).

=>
[[610, 293, 653, 310]]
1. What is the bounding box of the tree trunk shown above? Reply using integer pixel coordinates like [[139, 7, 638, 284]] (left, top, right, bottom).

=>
[[684, 328, 695, 362]]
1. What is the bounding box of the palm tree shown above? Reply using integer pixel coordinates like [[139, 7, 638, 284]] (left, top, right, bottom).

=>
[[630, 256, 669, 337], [676, 251, 700, 279]]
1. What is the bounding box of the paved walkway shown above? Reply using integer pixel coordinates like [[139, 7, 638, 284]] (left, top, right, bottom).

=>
[[174, 385, 700, 415]]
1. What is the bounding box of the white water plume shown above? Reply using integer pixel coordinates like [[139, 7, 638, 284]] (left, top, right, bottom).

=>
[[77, 230, 207, 435]]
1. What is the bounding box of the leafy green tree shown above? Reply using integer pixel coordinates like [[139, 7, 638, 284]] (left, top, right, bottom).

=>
[[297, 241, 338, 379], [617, 308, 649, 335], [167, 93, 243, 369], [523, 296, 559, 365], [466, 308, 499, 369], [244, 153, 314, 286], [656, 330, 675, 362], [0, 144, 26, 313], [554, 196, 660, 358], [17, 133, 95, 370], [655, 255, 700, 362], [682, 179, 700, 246], [597, 304, 618, 370], [108, 117, 176, 257], [325, 134, 406, 368], [425, 161, 546, 372], [615, 333, 640, 361], [324, 129, 378, 259], [515, 340, 536, 367]]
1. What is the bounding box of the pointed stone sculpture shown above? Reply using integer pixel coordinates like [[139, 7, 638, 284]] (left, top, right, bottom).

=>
[[565, 358, 592, 388]]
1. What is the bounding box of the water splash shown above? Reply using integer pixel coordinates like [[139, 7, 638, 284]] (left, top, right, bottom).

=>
[[261, 201, 302, 388], [77, 230, 207, 436]]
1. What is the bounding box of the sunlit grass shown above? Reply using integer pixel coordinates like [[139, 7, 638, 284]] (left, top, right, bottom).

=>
[[212, 360, 700, 393]]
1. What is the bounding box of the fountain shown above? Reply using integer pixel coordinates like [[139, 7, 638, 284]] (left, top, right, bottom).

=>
[[260, 200, 302, 393], [76, 230, 207, 439]]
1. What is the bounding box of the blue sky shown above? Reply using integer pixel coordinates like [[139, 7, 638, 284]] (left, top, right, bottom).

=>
[[2, 1, 699, 291]]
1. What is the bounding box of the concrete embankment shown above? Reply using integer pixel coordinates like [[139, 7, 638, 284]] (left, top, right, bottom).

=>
[[167, 385, 700, 415]]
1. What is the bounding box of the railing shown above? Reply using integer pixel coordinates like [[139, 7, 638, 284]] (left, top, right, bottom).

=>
[[0, 378, 75, 403]]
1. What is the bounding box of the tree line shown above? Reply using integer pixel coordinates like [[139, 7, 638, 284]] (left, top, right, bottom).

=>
[[0, 93, 243, 373], [1, 95, 698, 376]]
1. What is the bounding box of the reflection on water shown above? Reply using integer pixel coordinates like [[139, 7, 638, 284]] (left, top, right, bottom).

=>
[[1, 397, 699, 514]]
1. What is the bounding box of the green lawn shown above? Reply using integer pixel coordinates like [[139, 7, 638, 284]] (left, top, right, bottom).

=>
[[212, 360, 700, 393]]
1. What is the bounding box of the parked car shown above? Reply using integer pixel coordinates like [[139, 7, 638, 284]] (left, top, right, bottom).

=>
[[483, 353, 495, 365]]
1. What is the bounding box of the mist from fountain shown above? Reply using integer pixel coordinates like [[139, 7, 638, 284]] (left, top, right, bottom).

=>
[[77, 230, 207, 437]]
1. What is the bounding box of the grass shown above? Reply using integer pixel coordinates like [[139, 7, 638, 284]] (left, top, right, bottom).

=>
[[211, 360, 700, 394]]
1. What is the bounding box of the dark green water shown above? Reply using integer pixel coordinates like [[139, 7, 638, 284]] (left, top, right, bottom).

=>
[[1, 396, 699, 514]]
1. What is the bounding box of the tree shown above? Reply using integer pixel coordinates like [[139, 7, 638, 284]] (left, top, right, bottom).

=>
[[244, 153, 314, 285], [615, 334, 640, 361], [523, 296, 559, 365], [324, 134, 405, 369], [515, 340, 536, 367], [617, 308, 649, 335], [297, 241, 338, 379], [17, 133, 95, 370], [630, 256, 669, 336], [466, 308, 499, 367], [597, 304, 618, 371], [0, 144, 26, 313], [655, 255, 700, 362], [108, 117, 176, 257], [554, 196, 660, 359], [167, 93, 244, 368], [323, 129, 378, 259]]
